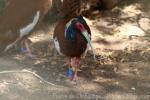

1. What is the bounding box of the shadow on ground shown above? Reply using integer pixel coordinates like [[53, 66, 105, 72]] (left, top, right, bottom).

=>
[[0, 0, 150, 100]]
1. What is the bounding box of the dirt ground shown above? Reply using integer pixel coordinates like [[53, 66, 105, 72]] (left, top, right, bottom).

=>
[[0, 0, 150, 100]]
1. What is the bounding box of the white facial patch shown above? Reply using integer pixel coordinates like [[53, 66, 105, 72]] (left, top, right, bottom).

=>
[[20, 11, 40, 37], [53, 37, 63, 55]]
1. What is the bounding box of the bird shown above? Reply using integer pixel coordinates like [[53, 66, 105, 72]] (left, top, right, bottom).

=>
[[53, 0, 96, 83], [0, 0, 52, 57]]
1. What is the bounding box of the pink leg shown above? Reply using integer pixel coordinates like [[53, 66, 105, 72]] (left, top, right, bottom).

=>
[[72, 67, 78, 82], [22, 39, 36, 58], [71, 57, 81, 82]]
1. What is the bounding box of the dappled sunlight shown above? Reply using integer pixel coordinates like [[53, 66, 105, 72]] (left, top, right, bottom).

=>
[[138, 16, 150, 33], [106, 93, 138, 100], [121, 4, 142, 18], [76, 83, 101, 92], [29, 32, 51, 43], [14, 73, 42, 89], [0, 0, 150, 99], [0, 71, 76, 100], [0, 82, 9, 94], [89, 0, 150, 52], [34, 58, 49, 65], [92, 76, 115, 84], [115, 23, 145, 37], [46, 86, 70, 93], [13, 54, 26, 61]]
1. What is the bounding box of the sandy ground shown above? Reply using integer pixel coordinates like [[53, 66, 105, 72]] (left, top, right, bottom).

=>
[[0, 0, 150, 100]]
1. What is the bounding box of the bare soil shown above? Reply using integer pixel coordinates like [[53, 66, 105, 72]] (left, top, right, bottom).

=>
[[0, 0, 150, 100]]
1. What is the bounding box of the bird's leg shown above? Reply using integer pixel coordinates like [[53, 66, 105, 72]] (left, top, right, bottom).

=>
[[20, 39, 27, 53], [22, 38, 36, 58], [66, 58, 73, 80], [72, 65, 78, 82], [71, 57, 81, 82], [24, 39, 35, 58]]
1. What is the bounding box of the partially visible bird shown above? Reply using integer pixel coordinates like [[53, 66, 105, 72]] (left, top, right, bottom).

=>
[[0, 0, 52, 57], [53, 15, 95, 82]]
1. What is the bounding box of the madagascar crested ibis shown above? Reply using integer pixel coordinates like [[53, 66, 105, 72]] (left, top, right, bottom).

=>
[[53, 0, 96, 83], [0, 0, 52, 57]]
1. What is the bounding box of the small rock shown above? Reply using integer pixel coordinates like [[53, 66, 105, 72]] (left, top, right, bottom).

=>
[[56, 78, 61, 82], [114, 81, 119, 85], [131, 87, 136, 91], [51, 61, 57, 65], [39, 81, 42, 83]]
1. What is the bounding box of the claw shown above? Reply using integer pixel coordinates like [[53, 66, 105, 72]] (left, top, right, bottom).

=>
[[72, 74, 78, 82], [21, 47, 28, 53], [27, 53, 36, 59], [20, 38, 37, 59], [67, 68, 73, 79]]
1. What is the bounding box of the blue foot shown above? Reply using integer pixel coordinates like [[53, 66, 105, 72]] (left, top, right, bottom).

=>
[[21, 47, 27, 53], [67, 68, 73, 78]]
